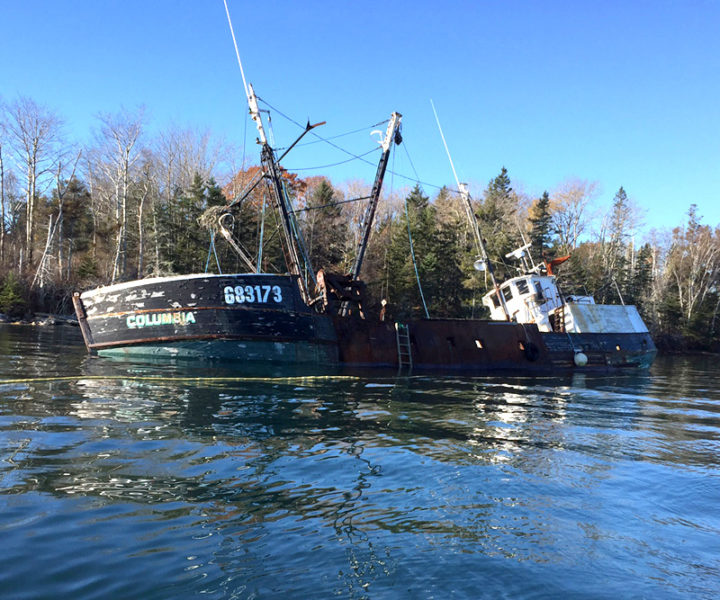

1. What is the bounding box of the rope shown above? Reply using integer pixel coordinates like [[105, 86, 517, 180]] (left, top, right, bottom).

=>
[[212, 232, 222, 273], [0, 374, 363, 385], [204, 231, 214, 273], [404, 195, 430, 319]]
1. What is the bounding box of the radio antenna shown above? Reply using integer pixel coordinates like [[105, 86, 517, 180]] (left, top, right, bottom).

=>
[[430, 99, 510, 320]]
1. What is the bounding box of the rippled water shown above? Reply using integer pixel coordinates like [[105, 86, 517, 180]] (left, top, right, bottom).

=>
[[1, 325, 718, 599]]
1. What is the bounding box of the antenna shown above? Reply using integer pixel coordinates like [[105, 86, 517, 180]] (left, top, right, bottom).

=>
[[430, 99, 462, 188], [223, 0, 250, 100], [430, 99, 510, 321]]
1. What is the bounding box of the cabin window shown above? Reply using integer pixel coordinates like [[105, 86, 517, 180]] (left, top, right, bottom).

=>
[[515, 279, 529, 295], [475, 339, 484, 349], [534, 282, 545, 302], [502, 285, 513, 301], [491, 293, 501, 308]]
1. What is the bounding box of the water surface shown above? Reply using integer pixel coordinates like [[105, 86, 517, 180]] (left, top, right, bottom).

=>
[[1, 325, 718, 598]]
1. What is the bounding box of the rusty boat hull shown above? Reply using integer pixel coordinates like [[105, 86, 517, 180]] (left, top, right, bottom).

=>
[[73, 275, 655, 371], [332, 317, 656, 372]]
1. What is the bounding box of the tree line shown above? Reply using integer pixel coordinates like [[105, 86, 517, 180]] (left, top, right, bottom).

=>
[[1, 96, 718, 351]]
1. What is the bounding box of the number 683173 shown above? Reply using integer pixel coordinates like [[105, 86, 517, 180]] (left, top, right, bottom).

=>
[[223, 284, 283, 304]]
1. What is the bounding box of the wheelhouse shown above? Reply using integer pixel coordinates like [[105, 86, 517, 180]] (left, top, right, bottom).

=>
[[482, 274, 594, 332]]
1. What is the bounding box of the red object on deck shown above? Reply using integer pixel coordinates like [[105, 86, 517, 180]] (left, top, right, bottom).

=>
[[546, 255, 570, 276]]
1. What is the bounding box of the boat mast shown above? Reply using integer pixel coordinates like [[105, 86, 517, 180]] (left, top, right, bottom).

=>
[[430, 100, 510, 320], [350, 112, 402, 281], [224, 0, 316, 303], [457, 184, 510, 320], [247, 88, 317, 303]]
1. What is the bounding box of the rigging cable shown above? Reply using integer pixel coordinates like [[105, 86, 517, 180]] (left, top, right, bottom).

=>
[[281, 120, 390, 149], [291, 195, 372, 214], [394, 146, 430, 319], [260, 95, 455, 194], [204, 231, 223, 274], [258, 96, 382, 166], [285, 147, 380, 172]]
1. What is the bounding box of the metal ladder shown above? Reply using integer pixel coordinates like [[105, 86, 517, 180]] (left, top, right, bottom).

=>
[[557, 304, 566, 333], [395, 323, 413, 371]]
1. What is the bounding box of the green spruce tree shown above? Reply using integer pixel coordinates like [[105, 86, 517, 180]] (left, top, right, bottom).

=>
[[529, 191, 553, 261]]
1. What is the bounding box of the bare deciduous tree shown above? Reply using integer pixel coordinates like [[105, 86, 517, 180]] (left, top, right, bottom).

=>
[[92, 107, 145, 282], [551, 178, 599, 251], [666, 205, 720, 326], [3, 96, 64, 268]]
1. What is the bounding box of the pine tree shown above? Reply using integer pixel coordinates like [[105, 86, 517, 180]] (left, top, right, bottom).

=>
[[302, 178, 347, 272], [601, 187, 631, 304], [0, 273, 26, 318], [477, 167, 521, 275], [386, 186, 433, 318], [529, 191, 553, 261]]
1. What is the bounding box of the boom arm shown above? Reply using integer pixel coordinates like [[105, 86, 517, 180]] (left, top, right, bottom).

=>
[[350, 112, 402, 281]]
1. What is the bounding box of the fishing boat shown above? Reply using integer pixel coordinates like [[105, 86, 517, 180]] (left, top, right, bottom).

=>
[[479, 249, 656, 369], [73, 83, 401, 363], [73, 8, 655, 372], [73, 89, 655, 371], [317, 182, 656, 372], [72, 272, 337, 362]]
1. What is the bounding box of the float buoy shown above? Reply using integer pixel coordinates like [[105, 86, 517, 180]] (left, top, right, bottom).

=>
[[573, 352, 588, 367]]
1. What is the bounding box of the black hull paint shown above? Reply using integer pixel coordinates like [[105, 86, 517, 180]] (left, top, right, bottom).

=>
[[74, 274, 656, 371], [74, 273, 337, 363]]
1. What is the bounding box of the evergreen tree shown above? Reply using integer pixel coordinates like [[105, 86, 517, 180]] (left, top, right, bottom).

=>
[[0, 273, 26, 318], [386, 186, 434, 318], [627, 242, 653, 311], [431, 187, 470, 316], [529, 191, 553, 261], [160, 173, 222, 274], [477, 167, 521, 277], [605, 187, 632, 303], [301, 178, 347, 272]]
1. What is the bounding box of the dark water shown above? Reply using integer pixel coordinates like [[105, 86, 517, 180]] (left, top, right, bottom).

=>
[[1, 326, 718, 599]]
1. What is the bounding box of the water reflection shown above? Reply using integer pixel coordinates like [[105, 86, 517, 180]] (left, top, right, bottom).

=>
[[1, 326, 720, 598]]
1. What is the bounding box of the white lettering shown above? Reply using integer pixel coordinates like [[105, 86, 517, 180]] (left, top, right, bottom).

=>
[[125, 311, 197, 329]]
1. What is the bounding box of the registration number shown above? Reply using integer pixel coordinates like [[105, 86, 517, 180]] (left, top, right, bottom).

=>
[[223, 284, 283, 305]]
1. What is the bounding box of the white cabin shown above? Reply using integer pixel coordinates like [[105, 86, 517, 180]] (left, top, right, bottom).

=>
[[481, 274, 649, 334]]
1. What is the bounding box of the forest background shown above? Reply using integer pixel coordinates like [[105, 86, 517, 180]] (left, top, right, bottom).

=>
[[1, 96, 718, 352]]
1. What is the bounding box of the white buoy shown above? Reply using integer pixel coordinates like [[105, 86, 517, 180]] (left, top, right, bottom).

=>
[[574, 352, 588, 367]]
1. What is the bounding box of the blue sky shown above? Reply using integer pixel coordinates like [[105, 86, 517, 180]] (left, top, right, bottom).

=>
[[2, 0, 719, 234]]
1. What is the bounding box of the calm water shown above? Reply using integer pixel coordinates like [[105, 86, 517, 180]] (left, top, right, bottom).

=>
[[0, 325, 718, 599]]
